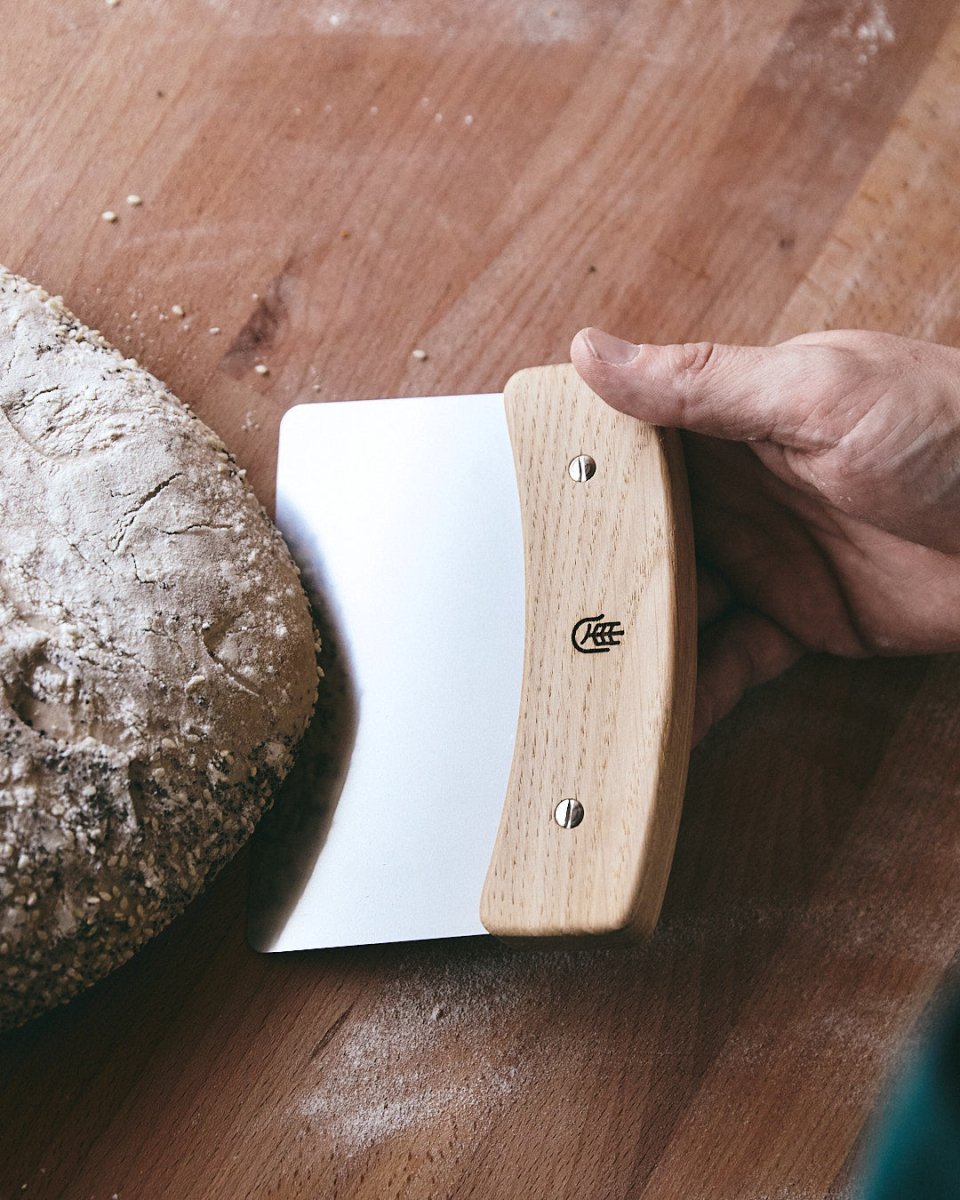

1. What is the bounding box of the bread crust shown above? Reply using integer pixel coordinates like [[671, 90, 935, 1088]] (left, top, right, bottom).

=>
[[0, 268, 319, 1030]]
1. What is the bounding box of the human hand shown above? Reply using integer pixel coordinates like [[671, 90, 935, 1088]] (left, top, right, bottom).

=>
[[571, 328, 960, 742]]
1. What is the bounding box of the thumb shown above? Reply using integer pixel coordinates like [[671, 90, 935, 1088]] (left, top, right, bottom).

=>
[[571, 327, 815, 446]]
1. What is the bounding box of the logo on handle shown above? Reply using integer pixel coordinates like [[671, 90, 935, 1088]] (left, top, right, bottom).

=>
[[572, 614, 625, 654]]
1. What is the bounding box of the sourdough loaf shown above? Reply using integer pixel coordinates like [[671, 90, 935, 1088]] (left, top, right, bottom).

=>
[[0, 267, 318, 1030]]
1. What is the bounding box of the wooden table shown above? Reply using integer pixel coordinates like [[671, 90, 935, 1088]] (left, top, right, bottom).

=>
[[3, 2, 960, 1196]]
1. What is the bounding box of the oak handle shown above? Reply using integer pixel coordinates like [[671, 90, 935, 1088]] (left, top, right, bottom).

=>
[[479, 364, 696, 944]]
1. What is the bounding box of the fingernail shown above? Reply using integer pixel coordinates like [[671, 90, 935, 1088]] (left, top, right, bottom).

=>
[[583, 328, 641, 366]]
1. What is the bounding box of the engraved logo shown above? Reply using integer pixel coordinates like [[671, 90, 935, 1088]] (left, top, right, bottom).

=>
[[571, 614, 625, 654]]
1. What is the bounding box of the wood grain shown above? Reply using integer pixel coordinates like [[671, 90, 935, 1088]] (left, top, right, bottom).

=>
[[480, 365, 696, 943], [3, 2, 960, 1198]]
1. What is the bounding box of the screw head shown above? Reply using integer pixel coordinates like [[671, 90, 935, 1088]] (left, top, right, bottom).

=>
[[554, 798, 584, 829], [568, 454, 596, 482]]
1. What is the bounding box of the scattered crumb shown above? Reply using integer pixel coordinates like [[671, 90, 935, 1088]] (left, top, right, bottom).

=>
[[430, 1004, 443, 1021], [411, 348, 428, 361], [370, 105, 379, 115], [101, 211, 118, 224], [464, 114, 474, 126], [209, 326, 221, 335], [126, 194, 142, 207], [312, 383, 322, 392], [170, 304, 185, 318], [434, 112, 443, 123], [130, 311, 138, 320], [328, 12, 343, 26], [421, 96, 430, 107], [241, 412, 261, 432], [251, 292, 259, 301], [106, 0, 120, 7], [254, 363, 269, 376], [339, 229, 351, 239]]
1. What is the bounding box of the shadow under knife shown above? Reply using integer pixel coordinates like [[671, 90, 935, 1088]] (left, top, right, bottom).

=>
[[246, 572, 358, 953]]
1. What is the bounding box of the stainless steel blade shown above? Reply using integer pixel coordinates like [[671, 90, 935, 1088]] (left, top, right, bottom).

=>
[[249, 393, 524, 951]]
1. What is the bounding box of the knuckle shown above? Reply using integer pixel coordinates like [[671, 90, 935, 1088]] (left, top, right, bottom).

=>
[[672, 341, 719, 377], [789, 333, 885, 389], [816, 344, 862, 391]]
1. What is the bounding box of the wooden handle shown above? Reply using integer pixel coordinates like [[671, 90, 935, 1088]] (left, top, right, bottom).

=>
[[479, 364, 696, 945]]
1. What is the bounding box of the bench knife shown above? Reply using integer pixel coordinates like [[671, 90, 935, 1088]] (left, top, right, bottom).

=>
[[248, 364, 695, 952]]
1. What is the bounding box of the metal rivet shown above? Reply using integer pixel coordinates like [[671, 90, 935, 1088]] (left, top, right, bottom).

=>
[[568, 454, 596, 482], [554, 798, 584, 828]]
